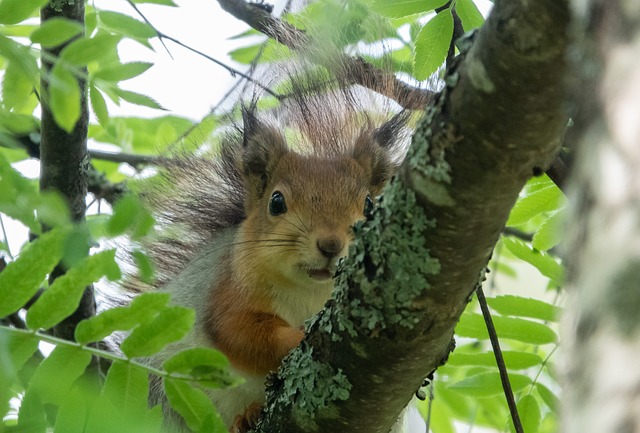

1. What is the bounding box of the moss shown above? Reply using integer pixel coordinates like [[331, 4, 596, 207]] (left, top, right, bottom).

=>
[[265, 343, 352, 431]]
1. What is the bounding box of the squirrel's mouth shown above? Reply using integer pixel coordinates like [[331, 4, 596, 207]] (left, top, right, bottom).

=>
[[307, 268, 333, 281]]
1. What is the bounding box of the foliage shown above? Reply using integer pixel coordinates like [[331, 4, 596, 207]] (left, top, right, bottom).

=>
[[0, 1, 565, 432]]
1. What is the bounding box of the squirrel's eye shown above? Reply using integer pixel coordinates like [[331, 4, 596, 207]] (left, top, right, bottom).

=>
[[269, 191, 287, 216], [363, 195, 374, 217]]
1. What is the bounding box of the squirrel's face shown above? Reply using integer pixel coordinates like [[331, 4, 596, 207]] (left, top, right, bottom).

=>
[[236, 153, 379, 289]]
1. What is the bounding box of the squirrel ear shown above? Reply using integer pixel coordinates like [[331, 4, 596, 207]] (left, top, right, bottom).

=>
[[353, 112, 408, 196], [241, 106, 288, 196]]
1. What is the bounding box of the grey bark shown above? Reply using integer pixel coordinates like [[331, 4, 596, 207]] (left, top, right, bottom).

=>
[[562, 1, 640, 432]]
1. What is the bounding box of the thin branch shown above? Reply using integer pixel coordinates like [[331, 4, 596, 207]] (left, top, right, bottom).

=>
[[88, 149, 162, 166], [216, 0, 435, 109], [476, 284, 523, 433], [124, 0, 279, 99]]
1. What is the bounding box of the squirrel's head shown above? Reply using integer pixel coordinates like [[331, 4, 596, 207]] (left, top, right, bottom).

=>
[[233, 107, 403, 289]]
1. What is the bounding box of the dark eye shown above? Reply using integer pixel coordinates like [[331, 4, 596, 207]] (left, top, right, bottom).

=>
[[269, 191, 287, 216], [363, 195, 374, 217]]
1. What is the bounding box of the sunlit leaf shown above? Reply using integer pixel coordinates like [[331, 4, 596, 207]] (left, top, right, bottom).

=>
[[164, 347, 236, 389], [30, 17, 84, 47], [509, 395, 540, 433], [371, 0, 447, 18], [49, 63, 81, 133], [0, 0, 48, 25], [114, 88, 166, 110], [455, 312, 558, 345], [413, 9, 453, 80], [26, 250, 121, 330], [487, 295, 561, 322], [90, 84, 110, 125], [447, 350, 543, 370], [60, 34, 121, 66], [532, 208, 565, 251], [448, 372, 531, 397], [0, 227, 67, 318], [165, 379, 226, 432], [502, 237, 564, 285], [99, 11, 156, 39], [455, 0, 485, 31], [2, 60, 34, 110], [93, 61, 153, 82], [536, 383, 559, 413], [507, 185, 565, 227]]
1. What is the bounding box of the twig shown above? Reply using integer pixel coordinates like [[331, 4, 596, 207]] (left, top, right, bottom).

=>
[[476, 284, 524, 433], [88, 149, 161, 166]]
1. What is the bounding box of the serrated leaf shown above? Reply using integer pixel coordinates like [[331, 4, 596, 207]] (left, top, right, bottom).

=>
[[26, 250, 121, 330], [164, 348, 236, 389], [0, 328, 39, 383], [75, 292, 170, 343], [102, 362, 149, 419], [115, 88, 166, 110], [455, 0, 485, 31], [449, 372, 531, 397], [2, 60, 34, 110], [371, 0, 447, 18], [447, 350, 543, 370], [509, 395, 540, 433], [487, 295, 561, 322], [536, 383, 559, 413], [30, 17, 83, 47], [0, 0, 48, 25], [532, 208, 565, 251], [28, 345, 92, 404], [507, 185, 565, 227], [413, 10, 453, 80], [121, 306, 195, 358], [502, 237, 564, 285], [0, 227, 67, 317], [455, 312, 558, 345], [49, 63, 81, 132], [60, 34, 121, 66], [93, 61, 153, 82], [99, 11, 156, 39], [90, 84, 110, 125], [165, 379, 225, 432]]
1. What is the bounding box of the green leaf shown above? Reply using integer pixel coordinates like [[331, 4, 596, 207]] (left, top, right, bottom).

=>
[[455, 312, 558, 345], [93, 61, 153, 82], [30, 17, 84, 47], [448, 372, 531, 397], [0, 227, 67, 318], [106, 194, 155, 239], [102, 363, 149, 419], [413, 9, 453, 80], [120, 306, 195, 358], [0, 154, 40, 232], [114, 88, 166, 110], [371, 0, 447, 18], [28, 345, 92, 404], [509, 395, 540, 433], [486, 295, 561, 322], [54, 384, 93, 433], [99, 11, 156, 39], [2, 60, 34, 110], [17, 387, 47, 433], [0, 0, 48, 25], [0, 328, 40, 383], [455, 0, 484, 31], [535, 383, 559, 413], [164, 348, 236, 389], [507, 185, 565, 227], [90, 84, 110, 125], [532, 208, 565, 251], [164, 379, 225, 432], [132, 249, 155, 284], [49, 63, 81, 132], [75, 292, 171, 344], [131, 0, 178, 5], [26, 250, 121, 330], [501, 237, 564, 285], [447, 350, 543, 370], [60, 34, 121, 66], [229, 44, 262, 65], [0, 34, 38, 77]]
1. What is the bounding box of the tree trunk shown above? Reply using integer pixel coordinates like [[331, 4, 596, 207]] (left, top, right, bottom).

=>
[[40, 0, 94, 341], [562, 2, 640, 432], [255, 1, 570, 431]]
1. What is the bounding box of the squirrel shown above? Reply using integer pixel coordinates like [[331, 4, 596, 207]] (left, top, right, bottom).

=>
[[130, 75, 409, 432]]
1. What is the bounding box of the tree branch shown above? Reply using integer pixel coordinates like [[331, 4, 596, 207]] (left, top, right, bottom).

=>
[[216, 0, 435, 110], [254, 1, 569, 431]]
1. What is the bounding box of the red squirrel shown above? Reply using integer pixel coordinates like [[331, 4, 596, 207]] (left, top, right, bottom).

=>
[[135, 88, 407, 432]]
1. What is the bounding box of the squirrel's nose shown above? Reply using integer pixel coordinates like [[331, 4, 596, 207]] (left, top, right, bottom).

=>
[[317, 237, 344, 259]]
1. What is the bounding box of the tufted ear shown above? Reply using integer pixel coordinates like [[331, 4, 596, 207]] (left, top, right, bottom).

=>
[[353, 112, 408, 196], [241, 106, 289, 198]]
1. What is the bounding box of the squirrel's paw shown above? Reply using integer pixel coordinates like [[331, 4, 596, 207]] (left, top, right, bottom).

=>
[[232, 402, 263, 433]]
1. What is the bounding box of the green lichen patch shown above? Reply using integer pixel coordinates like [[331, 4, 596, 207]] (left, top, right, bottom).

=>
[[332, 177, 440, 335], [265, 343, 352, 431]]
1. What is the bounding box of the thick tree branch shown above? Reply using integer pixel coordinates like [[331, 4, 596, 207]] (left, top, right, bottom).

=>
[[216, 0, 434, 109], [253, 1, 569, 431]]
